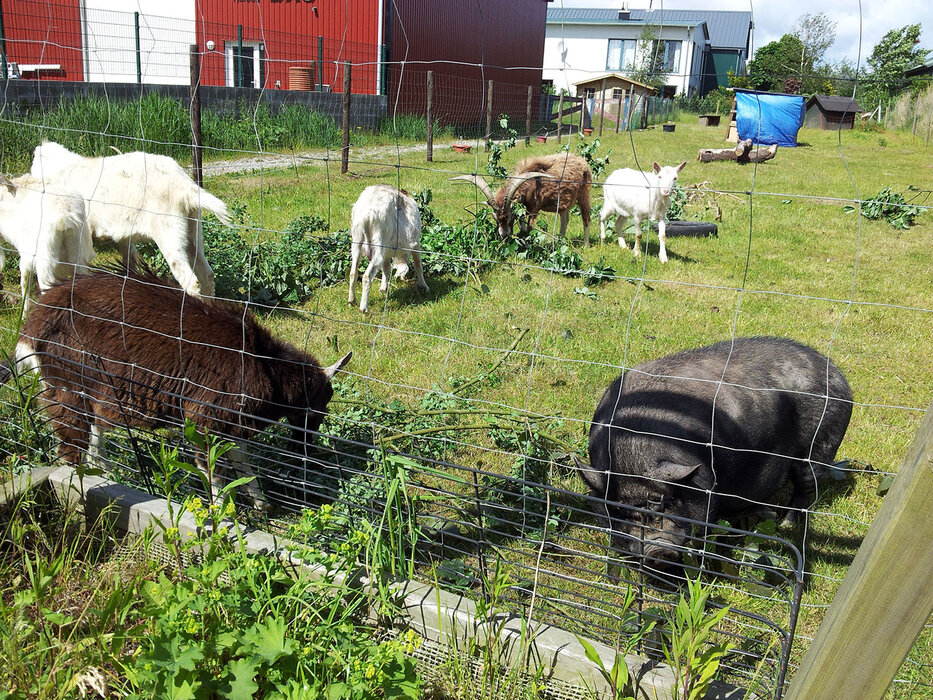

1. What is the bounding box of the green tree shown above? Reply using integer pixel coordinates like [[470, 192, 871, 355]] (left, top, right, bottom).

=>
[[793, 12, 838, 94], [746, 34, 807, 93], [629, 24, 668, 91], [863, 24, 929, 108]]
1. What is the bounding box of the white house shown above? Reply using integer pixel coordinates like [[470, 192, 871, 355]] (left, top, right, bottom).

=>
[[544, 7, 753, 98], [81, 0, 195, 84]]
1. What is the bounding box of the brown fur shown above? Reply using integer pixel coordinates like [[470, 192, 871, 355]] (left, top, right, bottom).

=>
[[16, 271, 344, 468], [495, 152, 592, 234]]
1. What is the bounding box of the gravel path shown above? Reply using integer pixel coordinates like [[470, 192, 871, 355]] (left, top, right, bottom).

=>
[[201, 141, 450, 177]]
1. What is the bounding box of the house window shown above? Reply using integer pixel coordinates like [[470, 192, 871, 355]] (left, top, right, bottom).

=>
[[654, 40, 682, 74], [584, 87, 596, 99], [225, 41, 265, 88], [606, 38, 637, 72], [612, 87, 625, 99]]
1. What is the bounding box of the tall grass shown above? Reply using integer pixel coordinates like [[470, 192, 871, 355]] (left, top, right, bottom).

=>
[[0, 93, 395, 173]]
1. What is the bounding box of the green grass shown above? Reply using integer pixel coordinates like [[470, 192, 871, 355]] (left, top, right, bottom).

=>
[[201, 118, 933, 695], [1, 113, 931, 697]]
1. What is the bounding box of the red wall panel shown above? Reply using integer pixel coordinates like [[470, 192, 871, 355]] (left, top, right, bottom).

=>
[[388, 0, 547, 126], [194, 0, 381, 93], [1, 0, 83, 81]]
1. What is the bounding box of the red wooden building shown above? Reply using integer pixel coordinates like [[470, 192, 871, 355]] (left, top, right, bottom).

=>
[[1, 0, 547, 124]]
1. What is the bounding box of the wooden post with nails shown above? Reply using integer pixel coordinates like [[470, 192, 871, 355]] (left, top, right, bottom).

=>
[[786, 398, 933, 699]]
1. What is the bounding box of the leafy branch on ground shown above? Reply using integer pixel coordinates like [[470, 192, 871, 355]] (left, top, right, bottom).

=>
[[843, 186, 923, 229]]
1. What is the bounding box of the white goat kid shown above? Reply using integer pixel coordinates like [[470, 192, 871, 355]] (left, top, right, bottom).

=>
[[599, 161, 687, 263], [348, 185, 429, 313], [0, 174, 93, 313], [30, 141, 230, 297]]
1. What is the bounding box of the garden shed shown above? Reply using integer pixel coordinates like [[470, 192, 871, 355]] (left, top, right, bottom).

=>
[[804, 95, 864, 130]]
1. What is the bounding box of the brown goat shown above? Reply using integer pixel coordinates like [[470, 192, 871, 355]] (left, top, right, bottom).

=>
[[5, 271, 351, 509], [452, 152, 593, 244]]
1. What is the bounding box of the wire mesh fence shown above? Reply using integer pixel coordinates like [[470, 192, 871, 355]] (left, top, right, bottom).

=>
[[1, 2, 933, 699]]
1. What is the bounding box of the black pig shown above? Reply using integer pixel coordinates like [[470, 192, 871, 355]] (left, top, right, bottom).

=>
[[578, 337, 852, 561]]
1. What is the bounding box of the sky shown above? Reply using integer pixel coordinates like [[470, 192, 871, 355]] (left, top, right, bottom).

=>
[[552, 0, 932, 68]]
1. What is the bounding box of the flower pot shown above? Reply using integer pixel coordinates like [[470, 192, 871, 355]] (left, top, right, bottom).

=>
[[537, 135, 547, 143], [662, 123, 676, 133], [452, 144, 472, 153], [582, 127, 594, 136]]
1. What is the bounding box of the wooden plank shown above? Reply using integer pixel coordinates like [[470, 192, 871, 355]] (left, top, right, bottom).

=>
[[340, 61, 351, 174], [786, 398, 933, 699]]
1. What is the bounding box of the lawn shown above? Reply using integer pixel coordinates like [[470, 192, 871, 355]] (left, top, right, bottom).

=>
[[2, 113, 932, 697]]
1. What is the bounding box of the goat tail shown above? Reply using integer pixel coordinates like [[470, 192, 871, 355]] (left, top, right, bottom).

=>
[[193, 189, 232, 226]]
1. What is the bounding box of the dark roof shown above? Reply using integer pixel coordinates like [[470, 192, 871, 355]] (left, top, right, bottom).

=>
[[546, 8, 752, 50], [806, 94, 863, 114]]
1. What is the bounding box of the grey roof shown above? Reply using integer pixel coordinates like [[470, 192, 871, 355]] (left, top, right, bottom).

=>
[[547, 8, 752, 50], [807, 94, 864, 114]]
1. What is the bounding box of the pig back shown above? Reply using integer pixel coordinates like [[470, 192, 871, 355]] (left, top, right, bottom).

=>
[[587, 337, 852, 514]]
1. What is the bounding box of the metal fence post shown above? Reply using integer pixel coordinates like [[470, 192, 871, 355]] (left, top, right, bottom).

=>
[[134, 12, 141, 84], [317, 35, 323, 92], [0, 0, 8, 81], [236, 25, 243, 88]]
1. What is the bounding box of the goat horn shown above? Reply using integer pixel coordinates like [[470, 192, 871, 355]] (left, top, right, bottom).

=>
[[502, 171, 553, 208], [450, 174, 495, 206], [0, 173, 16, 196], [322, 351, 352, 381]]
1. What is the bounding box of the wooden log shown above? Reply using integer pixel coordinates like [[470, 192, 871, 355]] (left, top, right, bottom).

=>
[[786, 398, 933, 700], [742, 143, 778, 164], [697, 139, 777, 164]]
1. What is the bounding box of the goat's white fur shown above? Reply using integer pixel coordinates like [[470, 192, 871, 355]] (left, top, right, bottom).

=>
[[599, 161, 687, 263], [30, 141, 230, 296], [348, 184, 429, 312], [0, 176, 93, 312]]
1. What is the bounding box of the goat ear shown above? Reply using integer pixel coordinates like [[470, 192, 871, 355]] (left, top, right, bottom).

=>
[[0, 174, 16, 196], [322, 351, 352, 381], [676, 161, 687, 172], [652, 162, 661, 173], [651, 460, 701, 483]]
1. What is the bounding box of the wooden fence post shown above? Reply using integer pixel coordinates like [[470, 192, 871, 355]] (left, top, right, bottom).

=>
[[599, 78, 606, 136], [616, 90, 623, 133], [189, 45, 203, 188], [557, 94, 564, 144], [341, 61, 351, 174], [525, 84, 533, 146], [786, 398, 933, 699], [485, 79, 493, 151], [426, 70, 434, 163], [579, 95, 586, 132]]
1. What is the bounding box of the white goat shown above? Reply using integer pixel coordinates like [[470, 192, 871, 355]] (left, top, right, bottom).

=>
[[348, 185, 429, 313], [0, 174, 93, 313], [599, 161, 687, 263], [30, 141, 230, 297]]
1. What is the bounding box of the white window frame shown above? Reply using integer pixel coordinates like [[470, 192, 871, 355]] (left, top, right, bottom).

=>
[[224, 40, 264, 88]]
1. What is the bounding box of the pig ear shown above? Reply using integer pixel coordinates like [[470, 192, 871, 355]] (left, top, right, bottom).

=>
[[652, 460, 701, 483], [573, 454, 604, 492], [322, 351, 352, 381]]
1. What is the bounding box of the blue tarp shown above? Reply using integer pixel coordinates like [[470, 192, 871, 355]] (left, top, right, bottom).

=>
[[735, 91, 805, 147]]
